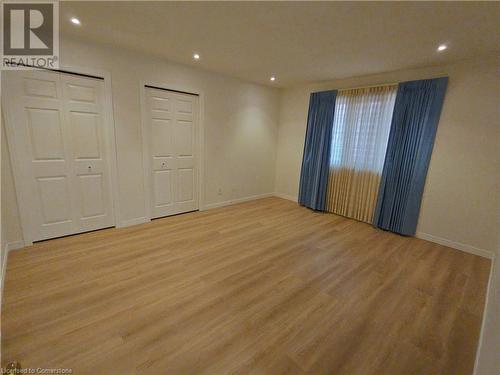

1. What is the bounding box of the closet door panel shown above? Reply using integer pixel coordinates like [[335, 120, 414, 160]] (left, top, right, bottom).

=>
[[4, 71, 115, 242], [62, 75, 114, 232], [145, 87, 198, 218]]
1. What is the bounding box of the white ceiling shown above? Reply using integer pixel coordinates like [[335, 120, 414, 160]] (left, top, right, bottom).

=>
[[61, 2, 500, 88]]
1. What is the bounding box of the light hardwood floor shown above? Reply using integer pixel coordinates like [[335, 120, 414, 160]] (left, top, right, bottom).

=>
[[1, 197, 491, 375]]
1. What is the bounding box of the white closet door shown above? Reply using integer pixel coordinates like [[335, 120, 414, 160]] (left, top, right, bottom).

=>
[[61, 74, 114, 233], [145, 87, 199, 219], [3, 70, 114, 242]]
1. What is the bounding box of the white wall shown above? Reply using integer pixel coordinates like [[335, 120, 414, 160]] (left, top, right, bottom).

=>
[[1, 111, 3, 298], [1, 36, 280, 242], [1, 121, 22, 249], [1, 111, 24, 296], [275, 57, 499, 257], [476, 256, 500, 375]]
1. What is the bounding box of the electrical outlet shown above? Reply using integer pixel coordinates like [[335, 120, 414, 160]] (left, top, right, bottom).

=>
[[218, 188, 222, 196]]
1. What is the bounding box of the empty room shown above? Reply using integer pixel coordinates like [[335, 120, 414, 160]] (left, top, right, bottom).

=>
[[0, 1, 498, 374]]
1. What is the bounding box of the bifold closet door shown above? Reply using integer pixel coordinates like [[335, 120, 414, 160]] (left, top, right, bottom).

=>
[[144, 87, 199, 218], [4, 70, 114, 242]]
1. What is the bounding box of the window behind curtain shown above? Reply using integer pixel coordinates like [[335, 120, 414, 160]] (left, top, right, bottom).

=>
[[326, 85, 397, 223]]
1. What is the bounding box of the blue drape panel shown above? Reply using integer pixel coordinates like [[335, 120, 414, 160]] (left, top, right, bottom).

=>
[[374, 77, 448, 235], [298, 90, 337, 211]]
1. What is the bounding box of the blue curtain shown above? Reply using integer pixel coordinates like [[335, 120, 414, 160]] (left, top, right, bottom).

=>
[[374, 77, 448, 235], [298, 90, 337, 211]]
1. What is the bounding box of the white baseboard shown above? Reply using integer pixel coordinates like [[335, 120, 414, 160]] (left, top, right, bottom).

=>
[[1, 247, 7, 304], [1, 240, 25, 307], [204, 193, 274, 210], [5, 240, 25, 252], [416, 232, 494, 259], [273, 192, 298, 202], [473, 255, 496, 375], [118, 217, 150, 228]]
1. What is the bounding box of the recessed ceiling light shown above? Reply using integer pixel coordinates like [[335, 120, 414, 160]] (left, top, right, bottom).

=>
[[437, 44, 447, 52], [193, 53, 200, 60], [70, 17, 81, 25], [270, 76, 276, 82]]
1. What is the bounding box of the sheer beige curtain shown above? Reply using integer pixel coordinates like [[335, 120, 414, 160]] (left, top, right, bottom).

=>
[[326, 85, 397, 223]]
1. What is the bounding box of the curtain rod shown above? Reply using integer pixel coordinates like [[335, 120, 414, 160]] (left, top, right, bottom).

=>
[[338, 82, 398, 91]]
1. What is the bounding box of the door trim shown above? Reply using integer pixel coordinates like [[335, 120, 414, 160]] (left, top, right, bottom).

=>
[[2, 65, 120, 246], [139, 80, 205, 221]]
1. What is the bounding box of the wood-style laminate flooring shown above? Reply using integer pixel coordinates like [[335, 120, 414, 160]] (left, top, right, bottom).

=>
[[1, 197, 491, 375]]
